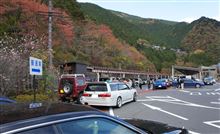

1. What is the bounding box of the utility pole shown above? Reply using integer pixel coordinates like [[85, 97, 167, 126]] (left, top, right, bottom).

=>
[[48, 0, 53, 70], [47, 0, 54, 100]]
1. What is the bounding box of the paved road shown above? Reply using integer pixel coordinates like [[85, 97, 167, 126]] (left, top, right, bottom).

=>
[[108, 83, 220, 134]]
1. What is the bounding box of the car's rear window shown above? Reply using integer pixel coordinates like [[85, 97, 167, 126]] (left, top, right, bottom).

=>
[[85, 84, 107, 92], [61, 79, 73, 85]]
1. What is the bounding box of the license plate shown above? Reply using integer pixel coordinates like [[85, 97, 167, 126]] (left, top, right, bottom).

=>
[[158, 85, 162, 87], [92, 94, 98, 98]]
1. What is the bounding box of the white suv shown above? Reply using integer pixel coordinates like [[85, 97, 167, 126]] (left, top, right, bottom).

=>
[[82, 82, 137, 108]]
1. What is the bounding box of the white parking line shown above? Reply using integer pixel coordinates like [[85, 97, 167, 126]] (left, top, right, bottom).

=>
[[188, 130, 201, 134], [179, 90, 190, 93], [204, 120, 220, 129], [109, 107, 114, 116], [190, 92, 202, 95], [215, 88, 220, 92], [142, 103, 188, 120], [210, 102, 220, 104], [139, 96, 220, 110]]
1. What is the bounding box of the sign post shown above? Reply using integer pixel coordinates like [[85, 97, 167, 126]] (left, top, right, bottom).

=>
[[29, 57, 43, 102]]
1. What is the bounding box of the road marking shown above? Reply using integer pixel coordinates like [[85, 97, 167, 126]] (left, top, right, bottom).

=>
[[204, 120, 220, 129], [188, 130, 201, 134], [179, 90, 190, 93], [140, 96, 220, 110], [206, 92, 220, 95], [142, 103, 188, 120], [210, 102, 220, 104], [215, 88, 220, 92], [109, 107, 114, 116], [190, 92, 202, 95], [137, 99, 154, 102]]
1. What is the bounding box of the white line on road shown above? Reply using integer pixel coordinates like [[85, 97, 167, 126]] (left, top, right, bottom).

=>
[[109, 107, 114, 116], [190, 92, 202, 95], [188, 130, 201, 134], [210, 102, 220, 104], [137, 99, 154, 102], [142, 103, 188, 120], [179, 90, 190, 93], [204, 120, 220, 129], [142, 96, 220, 110], [215, 88, 220, 92]]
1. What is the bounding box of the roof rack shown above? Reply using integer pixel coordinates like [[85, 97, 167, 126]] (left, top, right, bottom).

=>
[[61, 74, 85, 78]]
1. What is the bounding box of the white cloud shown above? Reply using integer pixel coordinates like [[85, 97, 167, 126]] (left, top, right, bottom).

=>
[[212, 16, 220, 21]]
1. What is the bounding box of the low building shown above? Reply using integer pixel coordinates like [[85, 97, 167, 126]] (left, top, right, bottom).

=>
[[172, 65, 218, 80]]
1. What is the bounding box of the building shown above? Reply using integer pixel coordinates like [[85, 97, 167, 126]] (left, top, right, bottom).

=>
[[172, 65, 218, 80]]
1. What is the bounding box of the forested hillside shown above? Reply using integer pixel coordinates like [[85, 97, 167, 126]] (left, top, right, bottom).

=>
[[182, 17, 220, 65], [0, 0, 155, 72], [80, 2, 220, 70], [1, 0, 219, 75]]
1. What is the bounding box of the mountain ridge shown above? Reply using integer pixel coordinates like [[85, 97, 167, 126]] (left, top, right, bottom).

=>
[[80, 2, 220, 70]]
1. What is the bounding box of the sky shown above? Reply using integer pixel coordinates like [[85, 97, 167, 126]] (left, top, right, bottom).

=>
[[77, 0, 220, 23]]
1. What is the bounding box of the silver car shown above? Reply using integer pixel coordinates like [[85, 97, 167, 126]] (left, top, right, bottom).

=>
[[82, 82, 137, 108]]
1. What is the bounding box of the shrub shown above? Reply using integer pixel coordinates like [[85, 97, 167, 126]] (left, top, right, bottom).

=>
[[15, 94, 49, 103]]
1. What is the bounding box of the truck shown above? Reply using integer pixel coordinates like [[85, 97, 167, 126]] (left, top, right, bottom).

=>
[[58, 74, 87, 103]]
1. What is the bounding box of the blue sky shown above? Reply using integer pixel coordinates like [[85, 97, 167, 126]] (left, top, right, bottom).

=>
[[78, 0, 220, 22]]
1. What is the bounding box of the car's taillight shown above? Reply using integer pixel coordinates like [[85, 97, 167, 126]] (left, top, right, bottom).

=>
[[83, 93, 91, 97], [98, 93, 111, 97]]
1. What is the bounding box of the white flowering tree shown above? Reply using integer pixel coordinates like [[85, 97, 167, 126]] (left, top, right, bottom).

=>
[[0, 33, 47, 96]]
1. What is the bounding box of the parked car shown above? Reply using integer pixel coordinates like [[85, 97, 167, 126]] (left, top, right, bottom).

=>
[[134, 78, 144, 87], [99, 77, 118, 82], [0, 97, 16, 104], [120, 77, 133, 88], [82, 82, 137, 108], [173, 78, 204, 88], [58, 74, 87, 103], [142, 79, 148, 85], [167, 78, 173, 87], [153, 79, 168, 89], [203, 76, 216, 85], [0, 103, 188, 134]]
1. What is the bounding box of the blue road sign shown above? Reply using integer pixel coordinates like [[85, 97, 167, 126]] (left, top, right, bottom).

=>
[[29, 57, 43, 75]]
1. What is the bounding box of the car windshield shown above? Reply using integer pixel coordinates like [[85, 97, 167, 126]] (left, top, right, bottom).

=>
[[85, 84, 108, 92]]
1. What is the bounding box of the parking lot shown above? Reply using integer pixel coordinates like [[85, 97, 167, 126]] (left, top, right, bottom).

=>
[[93, 83, 220, 134]]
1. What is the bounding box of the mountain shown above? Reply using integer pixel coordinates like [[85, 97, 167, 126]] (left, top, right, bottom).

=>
[[80, 3, 220, 68], [182, 17, 220, 65], [80, 3, 149, 46], [80, 3, 192, 49], [0, 0, 155, 71], [111, 10, 178, 26], [1, 1, 219, 74]]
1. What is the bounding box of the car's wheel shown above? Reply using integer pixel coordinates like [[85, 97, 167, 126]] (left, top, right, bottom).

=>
[[76, 93, 83, 104], [195, 84, 201, 88], [116, 97, 122, 108], [133, 93, 137, 102], [63, 83, 72, 95]]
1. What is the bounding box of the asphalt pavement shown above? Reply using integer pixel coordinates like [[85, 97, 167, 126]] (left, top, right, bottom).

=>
[[108, 83, 220, 134]]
